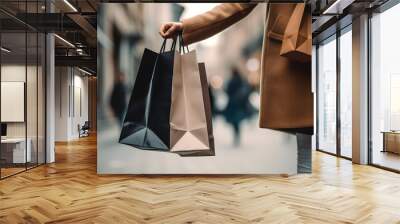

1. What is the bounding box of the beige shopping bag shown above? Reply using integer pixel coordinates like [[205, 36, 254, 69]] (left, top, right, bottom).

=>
[[179, 63, 215, 156], [169, 48, 214, 156], [280, 3, 311, 62]]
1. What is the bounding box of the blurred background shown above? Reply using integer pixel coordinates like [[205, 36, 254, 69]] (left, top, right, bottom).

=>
[[98, 3, 298, 174]]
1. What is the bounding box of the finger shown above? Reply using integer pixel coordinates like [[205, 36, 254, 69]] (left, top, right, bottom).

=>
[[164, 25, 177, 38], [162, 24, 172, 34], [159, 24, 169, 37]]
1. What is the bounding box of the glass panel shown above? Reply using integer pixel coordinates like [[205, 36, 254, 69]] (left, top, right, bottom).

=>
[[371, 4, 400, 171], [1, 30, 27, 177], [26, 0, 39, 169], [38, 32, 45, 165], [339, 29, 352, 158], [27, 30, 38, 169], [0, 1, 46, 179], [318, 36, 337, 154]]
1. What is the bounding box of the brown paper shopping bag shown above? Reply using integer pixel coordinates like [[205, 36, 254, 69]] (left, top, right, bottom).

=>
[[179, 63, 215, 157], [280, 3, 311, 62], [169, 38, 214, 156]]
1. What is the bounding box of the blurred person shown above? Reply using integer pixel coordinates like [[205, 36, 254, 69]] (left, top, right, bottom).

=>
[[110, 73, 127, 126], [160, 4, 313, 169], [223, 68, 253, 146], [109, 25, 127, 126]]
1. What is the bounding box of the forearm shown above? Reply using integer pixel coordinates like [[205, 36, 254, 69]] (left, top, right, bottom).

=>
[[181, 3, 257, 45]]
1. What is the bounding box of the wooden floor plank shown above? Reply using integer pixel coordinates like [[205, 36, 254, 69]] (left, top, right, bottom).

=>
[[1, 135, 400, 223]]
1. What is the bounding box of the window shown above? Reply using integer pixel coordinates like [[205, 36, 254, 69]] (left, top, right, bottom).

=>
[[317, 36, 337, 154], [0, 1, 47, 179], [339, 28, 352, 158], [316, 25, 353, 159], [370, 3, 400, 171]]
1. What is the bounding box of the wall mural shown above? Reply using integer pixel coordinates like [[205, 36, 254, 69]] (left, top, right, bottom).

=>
[[97, 3, 312, 174]]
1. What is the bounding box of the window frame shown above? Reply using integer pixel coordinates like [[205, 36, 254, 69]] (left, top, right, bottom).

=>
[[315, 24, 353, 160]]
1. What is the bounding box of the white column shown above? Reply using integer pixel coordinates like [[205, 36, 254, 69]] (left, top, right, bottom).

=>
[[45, 0, 55, 163], [352, 14, 369, 164], [46, 33, 55, 163], [54, 67, 73, 141]]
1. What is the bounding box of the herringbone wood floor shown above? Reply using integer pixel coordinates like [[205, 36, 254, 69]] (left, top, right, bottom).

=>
[[1, 135, 400, 224]]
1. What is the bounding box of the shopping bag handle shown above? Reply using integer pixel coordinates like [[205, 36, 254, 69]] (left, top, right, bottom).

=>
[[160, 37, 178, 54], [145, 37, 178, 128], [178, 33, 189, 53]]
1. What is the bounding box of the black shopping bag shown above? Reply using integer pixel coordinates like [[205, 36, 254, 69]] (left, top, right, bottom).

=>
[[119, 39, 177, 150]]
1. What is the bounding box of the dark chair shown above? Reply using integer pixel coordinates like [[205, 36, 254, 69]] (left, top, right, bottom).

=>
[[78, 121, 90, 138]]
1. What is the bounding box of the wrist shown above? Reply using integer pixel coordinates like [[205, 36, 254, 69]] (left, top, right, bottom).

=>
[[178, 21, 184, 32]]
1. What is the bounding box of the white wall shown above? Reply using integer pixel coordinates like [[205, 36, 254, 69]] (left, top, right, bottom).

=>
[[55, 66, 69, 141], [55, 67, 89, 141], [72, 73, 89, 138], [1, 65, 39, 137], [1, 65, 27, 140]]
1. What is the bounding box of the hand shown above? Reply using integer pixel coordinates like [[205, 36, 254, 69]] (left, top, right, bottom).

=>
[[159, 22, 183, 39]]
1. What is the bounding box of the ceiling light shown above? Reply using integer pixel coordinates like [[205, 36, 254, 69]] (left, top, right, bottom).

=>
[[323, 0, 355, 15], [76, 48, 86, 56], [54, 34, 75, 48], [63, 0, 78, 12], [1, 47, 11, 53], [78, 67, 92, 76]]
